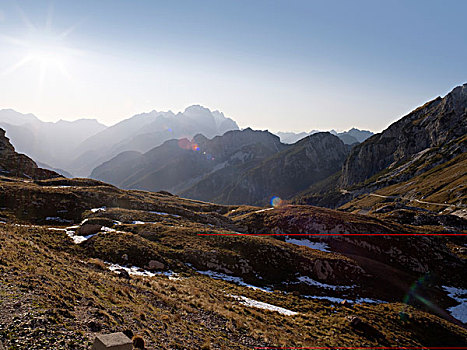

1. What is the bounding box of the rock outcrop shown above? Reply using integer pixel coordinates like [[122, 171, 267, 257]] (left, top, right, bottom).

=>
[[0, 128, 59, 180], [341, 83, 467, 187]]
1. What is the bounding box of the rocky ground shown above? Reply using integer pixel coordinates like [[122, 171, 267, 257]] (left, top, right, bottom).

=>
[[0, 176, 466, 349]]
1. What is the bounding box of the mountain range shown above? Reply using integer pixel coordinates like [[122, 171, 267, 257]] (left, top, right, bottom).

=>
[[0, 106, 375, 180], [276, 128, 374, 145], [0, 84, 466, 348], [0, 105, 239, 177], [89, 84, 466, 213]]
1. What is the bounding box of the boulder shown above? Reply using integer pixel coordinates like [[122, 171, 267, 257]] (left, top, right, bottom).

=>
[[91, 332, 132, 350], [145, 260, 165, 271], [77, 224, 102, 236]]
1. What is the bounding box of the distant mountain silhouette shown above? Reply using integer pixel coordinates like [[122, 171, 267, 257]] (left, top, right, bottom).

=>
[[0, 109, 107, 176], [275, 128, 373, 145], [68, 105, 239, 177], [0, 105, 239, 177]]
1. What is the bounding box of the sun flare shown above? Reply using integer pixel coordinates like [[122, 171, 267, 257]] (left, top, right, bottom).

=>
[[1, 18, 79, 82]]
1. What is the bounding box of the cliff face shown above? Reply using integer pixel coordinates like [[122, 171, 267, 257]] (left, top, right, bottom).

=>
[[92, 129, 349, 205], [0, 128, 59, 180], [184, 132, 349, 205], [341, 84, 467, 187], [91, 128, 289, 201]]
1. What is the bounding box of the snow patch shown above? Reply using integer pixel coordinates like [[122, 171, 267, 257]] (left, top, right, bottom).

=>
[[443, 286, 467, 323], [285, 238, 331, 252], [304, 295, 385, 305], [229, 295, 297, 316], [254, 208, 274, 214], [90, 207, 106, 213], [290, 275, 353, 290], [149, 211, 181, 218], [45, 217, 72, 224], [192, 267, 273, 293], [106, 262, 177, 279], [66, 230, 96, 244]]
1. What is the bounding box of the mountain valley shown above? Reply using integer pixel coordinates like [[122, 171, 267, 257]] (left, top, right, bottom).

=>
[[0, 84, 466, 349]]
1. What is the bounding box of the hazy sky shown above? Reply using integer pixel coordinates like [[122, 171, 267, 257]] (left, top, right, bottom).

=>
[[0, 0, 466, 132]]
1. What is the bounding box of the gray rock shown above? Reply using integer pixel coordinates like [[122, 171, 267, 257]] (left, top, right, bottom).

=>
[[91, 332, 132, 350]]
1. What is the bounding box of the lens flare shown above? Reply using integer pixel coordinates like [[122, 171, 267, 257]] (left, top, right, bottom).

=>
[[270, 196, 282, 208], [399, 273, 449, 321], [177, 139, 191, 150]]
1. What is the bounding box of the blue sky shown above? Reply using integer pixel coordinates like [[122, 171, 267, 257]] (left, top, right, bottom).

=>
[[0, 0, 465, 132]]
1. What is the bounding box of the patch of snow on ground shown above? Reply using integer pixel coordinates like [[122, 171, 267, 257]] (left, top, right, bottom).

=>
[[46, 216, 72, 224], [293, 276, 353, 290], [229, 295, 297, 316], [66, 230, 96, 244], [192, 267, 273, 293], [107, 263, 157, 277], [304, 295, 385, 304], [132, 221, 146, 224], [91, 207, 106, 213], [149, 211, 181, 218], [285, 238, 331, 252], [443, 286, 467, 323], [106, 262, 177, 279], [254, 208, 274, 214]]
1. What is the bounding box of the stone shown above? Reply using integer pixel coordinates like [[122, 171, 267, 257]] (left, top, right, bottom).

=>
[[77, 224, 102, 236], [91, 332, 132, 350], [348, 316, 363, 328], [116, 269, 131, 279], [88, 320, 102, 332], [146, 260, 165, 270]]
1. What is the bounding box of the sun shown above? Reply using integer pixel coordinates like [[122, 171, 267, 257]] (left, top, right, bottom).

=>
[[27, 37, 67, 67], [0, 8, 82, 81]]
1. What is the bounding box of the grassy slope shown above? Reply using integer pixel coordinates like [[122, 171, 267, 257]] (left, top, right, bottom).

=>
[[0, 176, 466, 349], [1, 225, 466, 349], [340, 152, 467, 214]]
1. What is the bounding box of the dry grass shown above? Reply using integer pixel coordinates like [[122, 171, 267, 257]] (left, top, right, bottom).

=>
[[0, 224, 466, 349]]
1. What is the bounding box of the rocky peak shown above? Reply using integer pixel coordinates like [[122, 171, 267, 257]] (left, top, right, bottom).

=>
[[200, 128, 285, 160], [340, 83, 467, 187]]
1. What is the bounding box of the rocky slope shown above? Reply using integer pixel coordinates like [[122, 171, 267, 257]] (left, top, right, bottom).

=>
[[295, 84, 467, 213], [0, 128, 59, 180], [0, 174, 466, 349], [181, 132, 349, 205], [341, 84, 467, 187], [92, 130, 350, 206]]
